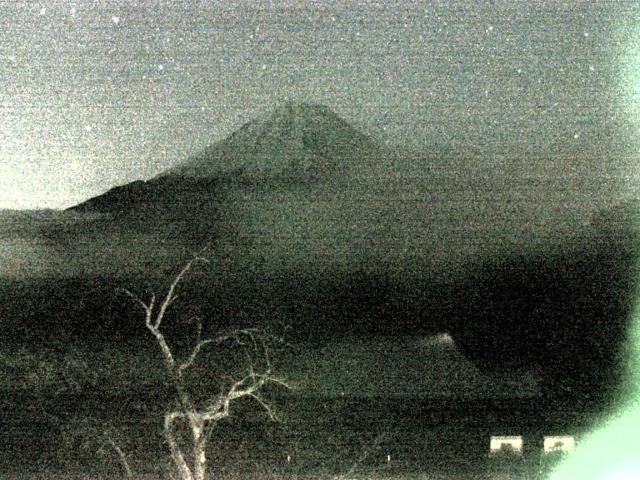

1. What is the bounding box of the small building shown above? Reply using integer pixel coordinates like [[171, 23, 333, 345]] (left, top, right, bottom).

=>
[[489, 435, 524, 457], [543, 435, 576, 455]]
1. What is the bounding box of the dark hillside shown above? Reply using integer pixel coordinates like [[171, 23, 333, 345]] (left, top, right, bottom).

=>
[[3, 199, 637, 413]]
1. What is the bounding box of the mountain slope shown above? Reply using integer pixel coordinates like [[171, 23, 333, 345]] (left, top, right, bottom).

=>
[[70, 103, 381, 214]]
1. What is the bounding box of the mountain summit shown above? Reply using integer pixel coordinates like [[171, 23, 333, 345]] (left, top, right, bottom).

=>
[[169, 102, 379, 179]]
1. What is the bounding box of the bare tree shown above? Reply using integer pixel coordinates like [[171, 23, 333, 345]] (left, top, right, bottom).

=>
[[123, 255, 290, 480]]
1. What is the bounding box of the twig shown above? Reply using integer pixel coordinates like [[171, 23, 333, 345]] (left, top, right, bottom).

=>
[[155, 256, 208, 330], [341, 432, 388, 479]]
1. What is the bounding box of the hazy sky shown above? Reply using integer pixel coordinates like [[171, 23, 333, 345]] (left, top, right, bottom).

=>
[[1, 0, 639, 209]]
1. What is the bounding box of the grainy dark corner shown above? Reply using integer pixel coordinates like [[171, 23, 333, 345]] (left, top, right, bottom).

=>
[[1, 1, 639, 479]]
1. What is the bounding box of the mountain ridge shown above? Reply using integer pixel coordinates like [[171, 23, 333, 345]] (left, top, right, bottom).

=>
[[70, 103, 381, 213]]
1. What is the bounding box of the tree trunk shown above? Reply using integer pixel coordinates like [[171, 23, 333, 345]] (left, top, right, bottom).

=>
[[193, 420, 208, 480], [165, 412, 194, 480]]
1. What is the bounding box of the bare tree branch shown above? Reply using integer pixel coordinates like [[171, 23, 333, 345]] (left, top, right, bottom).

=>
[[179, 339, 215, 373], [340, 432, 388, 480], [120, 289, 151, 315], [179, 327, 266, 373], [215, 327, 261, 346], [121, 253, 289, 480], [105, 431, 134, 479], [155, 256, 208, 330], [248, 392, 279, 421]]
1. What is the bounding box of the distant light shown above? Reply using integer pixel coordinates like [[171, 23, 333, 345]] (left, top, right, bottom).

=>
[[489, 435, 523, 456], [544, 436, 576, 454]]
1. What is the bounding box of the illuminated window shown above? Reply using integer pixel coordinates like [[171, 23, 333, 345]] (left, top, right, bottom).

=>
[[489, 435, 523, 456], [544, 436, 576, 455]]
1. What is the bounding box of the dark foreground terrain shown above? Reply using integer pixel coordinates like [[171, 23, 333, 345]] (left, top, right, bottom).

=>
[[2, 393, 595, 479], [1, 342, 607, 480]]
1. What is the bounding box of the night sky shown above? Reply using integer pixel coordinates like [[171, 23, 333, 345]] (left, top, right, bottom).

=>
[[1, 0, 639, 209]]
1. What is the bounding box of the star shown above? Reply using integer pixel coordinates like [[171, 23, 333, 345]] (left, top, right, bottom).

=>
[[589, 65, 595, 71], [574, 132, 580, 139], [39, 6, 46, 15], [158, 64, 164, 71], [112, 16, 120, 25], [84, 125, 93, 133]]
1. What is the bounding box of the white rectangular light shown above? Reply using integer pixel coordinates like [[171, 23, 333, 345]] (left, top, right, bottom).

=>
[[543, 435, 576, 454], [489, 435, 523, 456]]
